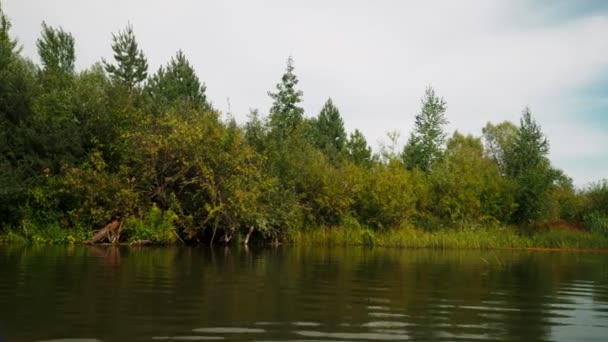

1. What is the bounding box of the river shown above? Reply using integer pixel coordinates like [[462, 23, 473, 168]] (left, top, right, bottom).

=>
[[0, 245, 607, 341]]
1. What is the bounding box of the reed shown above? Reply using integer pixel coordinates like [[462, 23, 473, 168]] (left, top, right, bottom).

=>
[[293, 225, 608, 250]]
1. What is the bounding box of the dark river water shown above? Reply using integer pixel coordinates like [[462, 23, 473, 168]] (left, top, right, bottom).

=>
[[0, 245, 607, 342]]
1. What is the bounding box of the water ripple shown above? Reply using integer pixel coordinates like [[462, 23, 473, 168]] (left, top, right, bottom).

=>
[[152, 337, 223, 341], [192, 327, 265, 334], [295, 330, 410, 340]]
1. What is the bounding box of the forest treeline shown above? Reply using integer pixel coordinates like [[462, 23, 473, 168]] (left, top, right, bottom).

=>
[[1, 6, 607, 245]]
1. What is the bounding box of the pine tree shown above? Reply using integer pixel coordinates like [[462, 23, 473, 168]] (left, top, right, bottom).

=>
[[146, 50, 209, 112], [402, 86, 448, 172], [267, 56, 304, 136], [315, 98, 347, 159], [103, 23, 148, 89], [36, 22, 75, 75], [347, 129, 372, 166]]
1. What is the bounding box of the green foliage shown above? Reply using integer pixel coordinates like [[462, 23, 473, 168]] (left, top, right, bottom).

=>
[[548, 171, 580, 221], [123, 204, 177, 243], [507, 108, 554, 223], [585, 180, 608, 214], [583, 212, 608, 237], [36, 22, 75, 75], [56, 152, 140, 229], [268, 56, 304, 136], [402, 86, 448, 172], [146, 50, 209, 114], [353, 164, 426, 230], [0, 8, 603, 249], [507, 108, 549, 178], [347, 129, 373, 166], [103, 23, 148, 89], [0, 6, 36, 125], [581, 182, 608, 236], [314, 98, 347, 161], [431, 132, 515, 224], [0, 3, 19, 61], [482, 121, 517, 175], [244, 109, 267, 152]]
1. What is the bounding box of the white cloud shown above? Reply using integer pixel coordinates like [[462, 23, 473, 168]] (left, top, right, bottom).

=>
[[4, 0, 608, 185]]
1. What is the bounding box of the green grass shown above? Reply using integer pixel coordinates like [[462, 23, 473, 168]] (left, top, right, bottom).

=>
[[292, 225, 608, 250], [0, 222, 89, 245], [4, 220, 608, 250]]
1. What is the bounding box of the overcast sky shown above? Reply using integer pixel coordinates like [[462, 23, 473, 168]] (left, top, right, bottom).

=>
[[4, 0, 608, 186]]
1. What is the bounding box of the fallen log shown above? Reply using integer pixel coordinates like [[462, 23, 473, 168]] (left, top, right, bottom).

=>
[[84, 220, 122, 244]]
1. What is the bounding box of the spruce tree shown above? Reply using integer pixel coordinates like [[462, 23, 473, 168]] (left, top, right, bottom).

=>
[[103, 23, 148, 89], [347, 129, 373, 166], [267, 56, 304, 136], [402, 86, 448, 172], [146, 50, 209, 112], [315, 98, 347, 158]]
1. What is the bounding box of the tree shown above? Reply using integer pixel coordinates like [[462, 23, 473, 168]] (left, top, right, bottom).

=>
[[506, 107, 549, 179], [315, 98, 347, 160], [36, 22, 75, 75], [268, 56, 304, 136], [244, 109, 267, 152], [354, 163, 425, 230], [103, 24, 148, 89], [0, 3, 35, 125], [0, 2, 18, 65], [482, 121, 517, 175], [27, 21, 86, 173], [146, 50, 209, 113], [347, 129, 372, 166], [432, 132, 515, 224], [402, 86, 448, 172], [0, 4, 37, 228], [507, 107, 553, 223]]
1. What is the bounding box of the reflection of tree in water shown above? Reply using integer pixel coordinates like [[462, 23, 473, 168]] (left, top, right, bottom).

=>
[[89, 245, 122, 267], [498, 255, 553, 342], [2, 246, 608, 341]]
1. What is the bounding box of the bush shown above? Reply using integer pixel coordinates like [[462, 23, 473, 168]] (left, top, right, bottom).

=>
[[123, 204, 177, 244], [24, 221, 86, 244], [583, 212, 608, 237]]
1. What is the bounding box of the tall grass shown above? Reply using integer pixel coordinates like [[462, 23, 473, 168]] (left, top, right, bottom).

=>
[[293, 225, 608, 250], [583, 212, 608, 237]]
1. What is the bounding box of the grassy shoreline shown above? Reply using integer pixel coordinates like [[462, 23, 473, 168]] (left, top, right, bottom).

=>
[[292, 226, 608, 251], [2, 225, 608, 251]]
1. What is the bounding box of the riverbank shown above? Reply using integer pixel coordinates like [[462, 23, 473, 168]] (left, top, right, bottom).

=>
[[292, 226, 608, 250], [2, 224, 608, 251]]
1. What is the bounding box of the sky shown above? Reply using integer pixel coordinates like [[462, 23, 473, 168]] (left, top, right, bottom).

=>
[[3, 0, 608, 187]]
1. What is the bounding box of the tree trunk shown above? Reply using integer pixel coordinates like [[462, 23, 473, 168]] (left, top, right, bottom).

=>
[[243, 226, 254, 245], [210, 218, 218, 247]]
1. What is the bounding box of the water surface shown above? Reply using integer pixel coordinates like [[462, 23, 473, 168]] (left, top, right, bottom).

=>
[[0, 245, 607, 341]]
